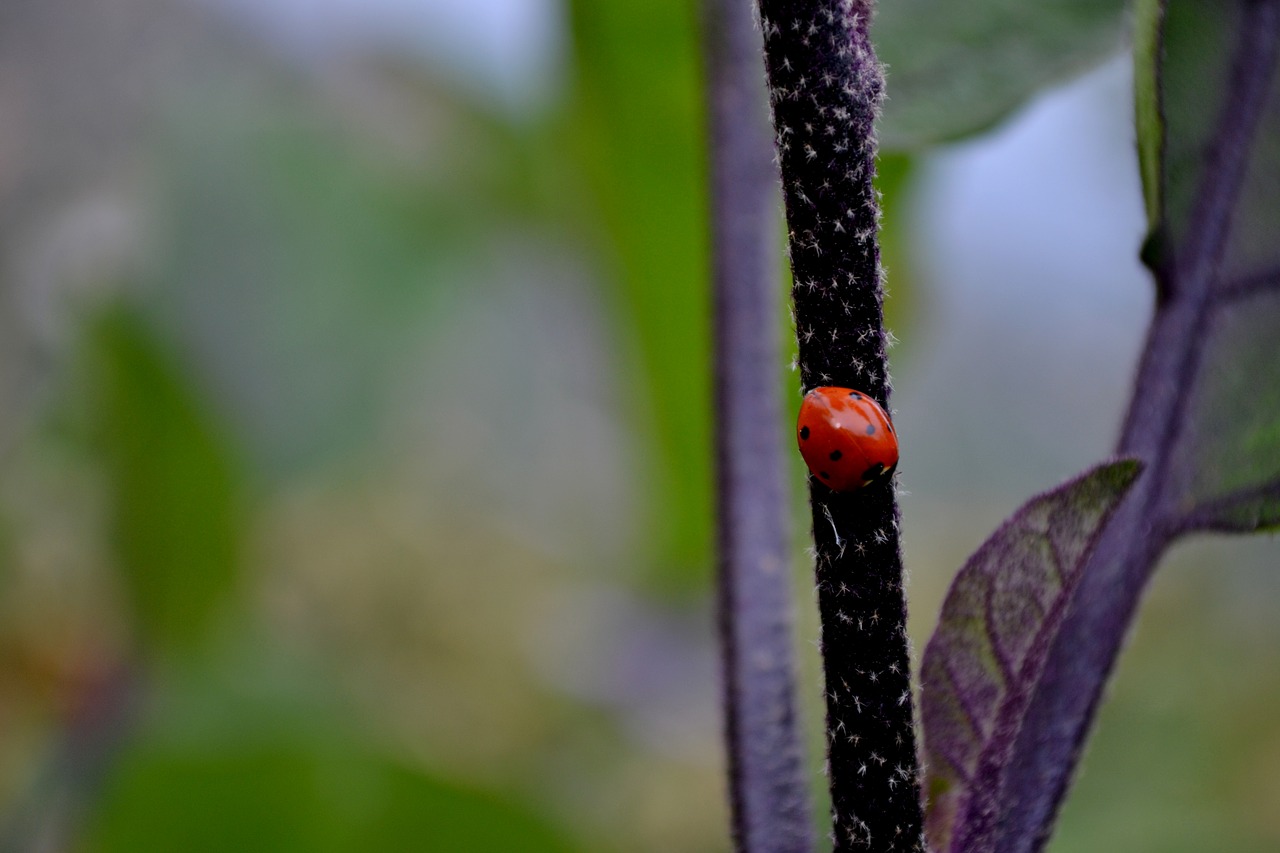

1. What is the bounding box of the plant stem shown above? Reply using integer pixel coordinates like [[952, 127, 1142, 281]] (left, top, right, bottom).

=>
[[755, 1, 925, 849], [706, 0, 815, 850], [991, 3, 1280, 851]]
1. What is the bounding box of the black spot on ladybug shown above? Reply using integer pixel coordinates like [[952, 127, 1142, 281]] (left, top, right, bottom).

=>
[[829, 449, 842, 461], [800, 426, 810, 440], [850, 392, 862, 399], [820, 471, 831, 480], [865, 423, 876, 436]]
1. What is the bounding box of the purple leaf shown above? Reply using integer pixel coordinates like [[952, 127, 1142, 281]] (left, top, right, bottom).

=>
[[981, 2, 1280, 851], [919, 460, 1142, 853], [1137, 0, 1280, 534]]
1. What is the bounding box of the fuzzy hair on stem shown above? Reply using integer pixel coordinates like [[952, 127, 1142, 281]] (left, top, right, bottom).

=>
[[756, 1, 925, 850], [706, 0, 815, 849]]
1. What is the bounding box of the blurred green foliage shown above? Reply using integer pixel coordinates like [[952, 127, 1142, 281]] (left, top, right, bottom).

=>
[[150, 92, 494, 476], [873, 152, 918, 344], [87, 694, 580, 853], [874, 0, 1128, 149], [1139, 0, 1238, 257], [1133, 0, 1165, 227], [88, 305, 243, 655], [564, 0, 712, 589], [1051, 546, 1280, 853], [1132, 0, 1280, 528], [1185, 302, 1280, 528]]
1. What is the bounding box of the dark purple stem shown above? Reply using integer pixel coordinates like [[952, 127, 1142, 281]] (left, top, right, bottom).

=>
[[707, 0, 815, 850], [992, 4, 1280, 851], [755, 1, 925, 850]]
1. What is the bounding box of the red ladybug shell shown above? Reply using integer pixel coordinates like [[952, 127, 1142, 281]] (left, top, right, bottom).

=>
[[797, 387, 898, 492]]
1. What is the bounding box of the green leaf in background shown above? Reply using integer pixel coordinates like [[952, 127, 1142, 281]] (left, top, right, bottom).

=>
[[89, 304, 243, 654], [1046, 540, 1280, 853], [564, 0, 712, 589], [919, 460, 1142, 853], [152, 94, 484, 476], [1133, 0, 1166, 227], [84, 689, 580, 853], [1176, 296, 1280, 530], [875, 152, 919, 339], [89, 746, 578, 853], [1138, 0, 1240, 263], [1133, 0, 1280, 531], [873, 0, 1128, 150]]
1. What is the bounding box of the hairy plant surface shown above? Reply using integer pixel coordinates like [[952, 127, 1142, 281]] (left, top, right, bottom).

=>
[[757, 1, 924, 849], [706, 0, 813, 847]]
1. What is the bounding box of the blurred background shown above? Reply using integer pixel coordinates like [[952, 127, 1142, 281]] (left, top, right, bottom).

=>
[[0, 0, 1278, 850]]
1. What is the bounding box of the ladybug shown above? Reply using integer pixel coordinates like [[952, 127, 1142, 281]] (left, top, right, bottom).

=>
[[797, 387, 898, 492]]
